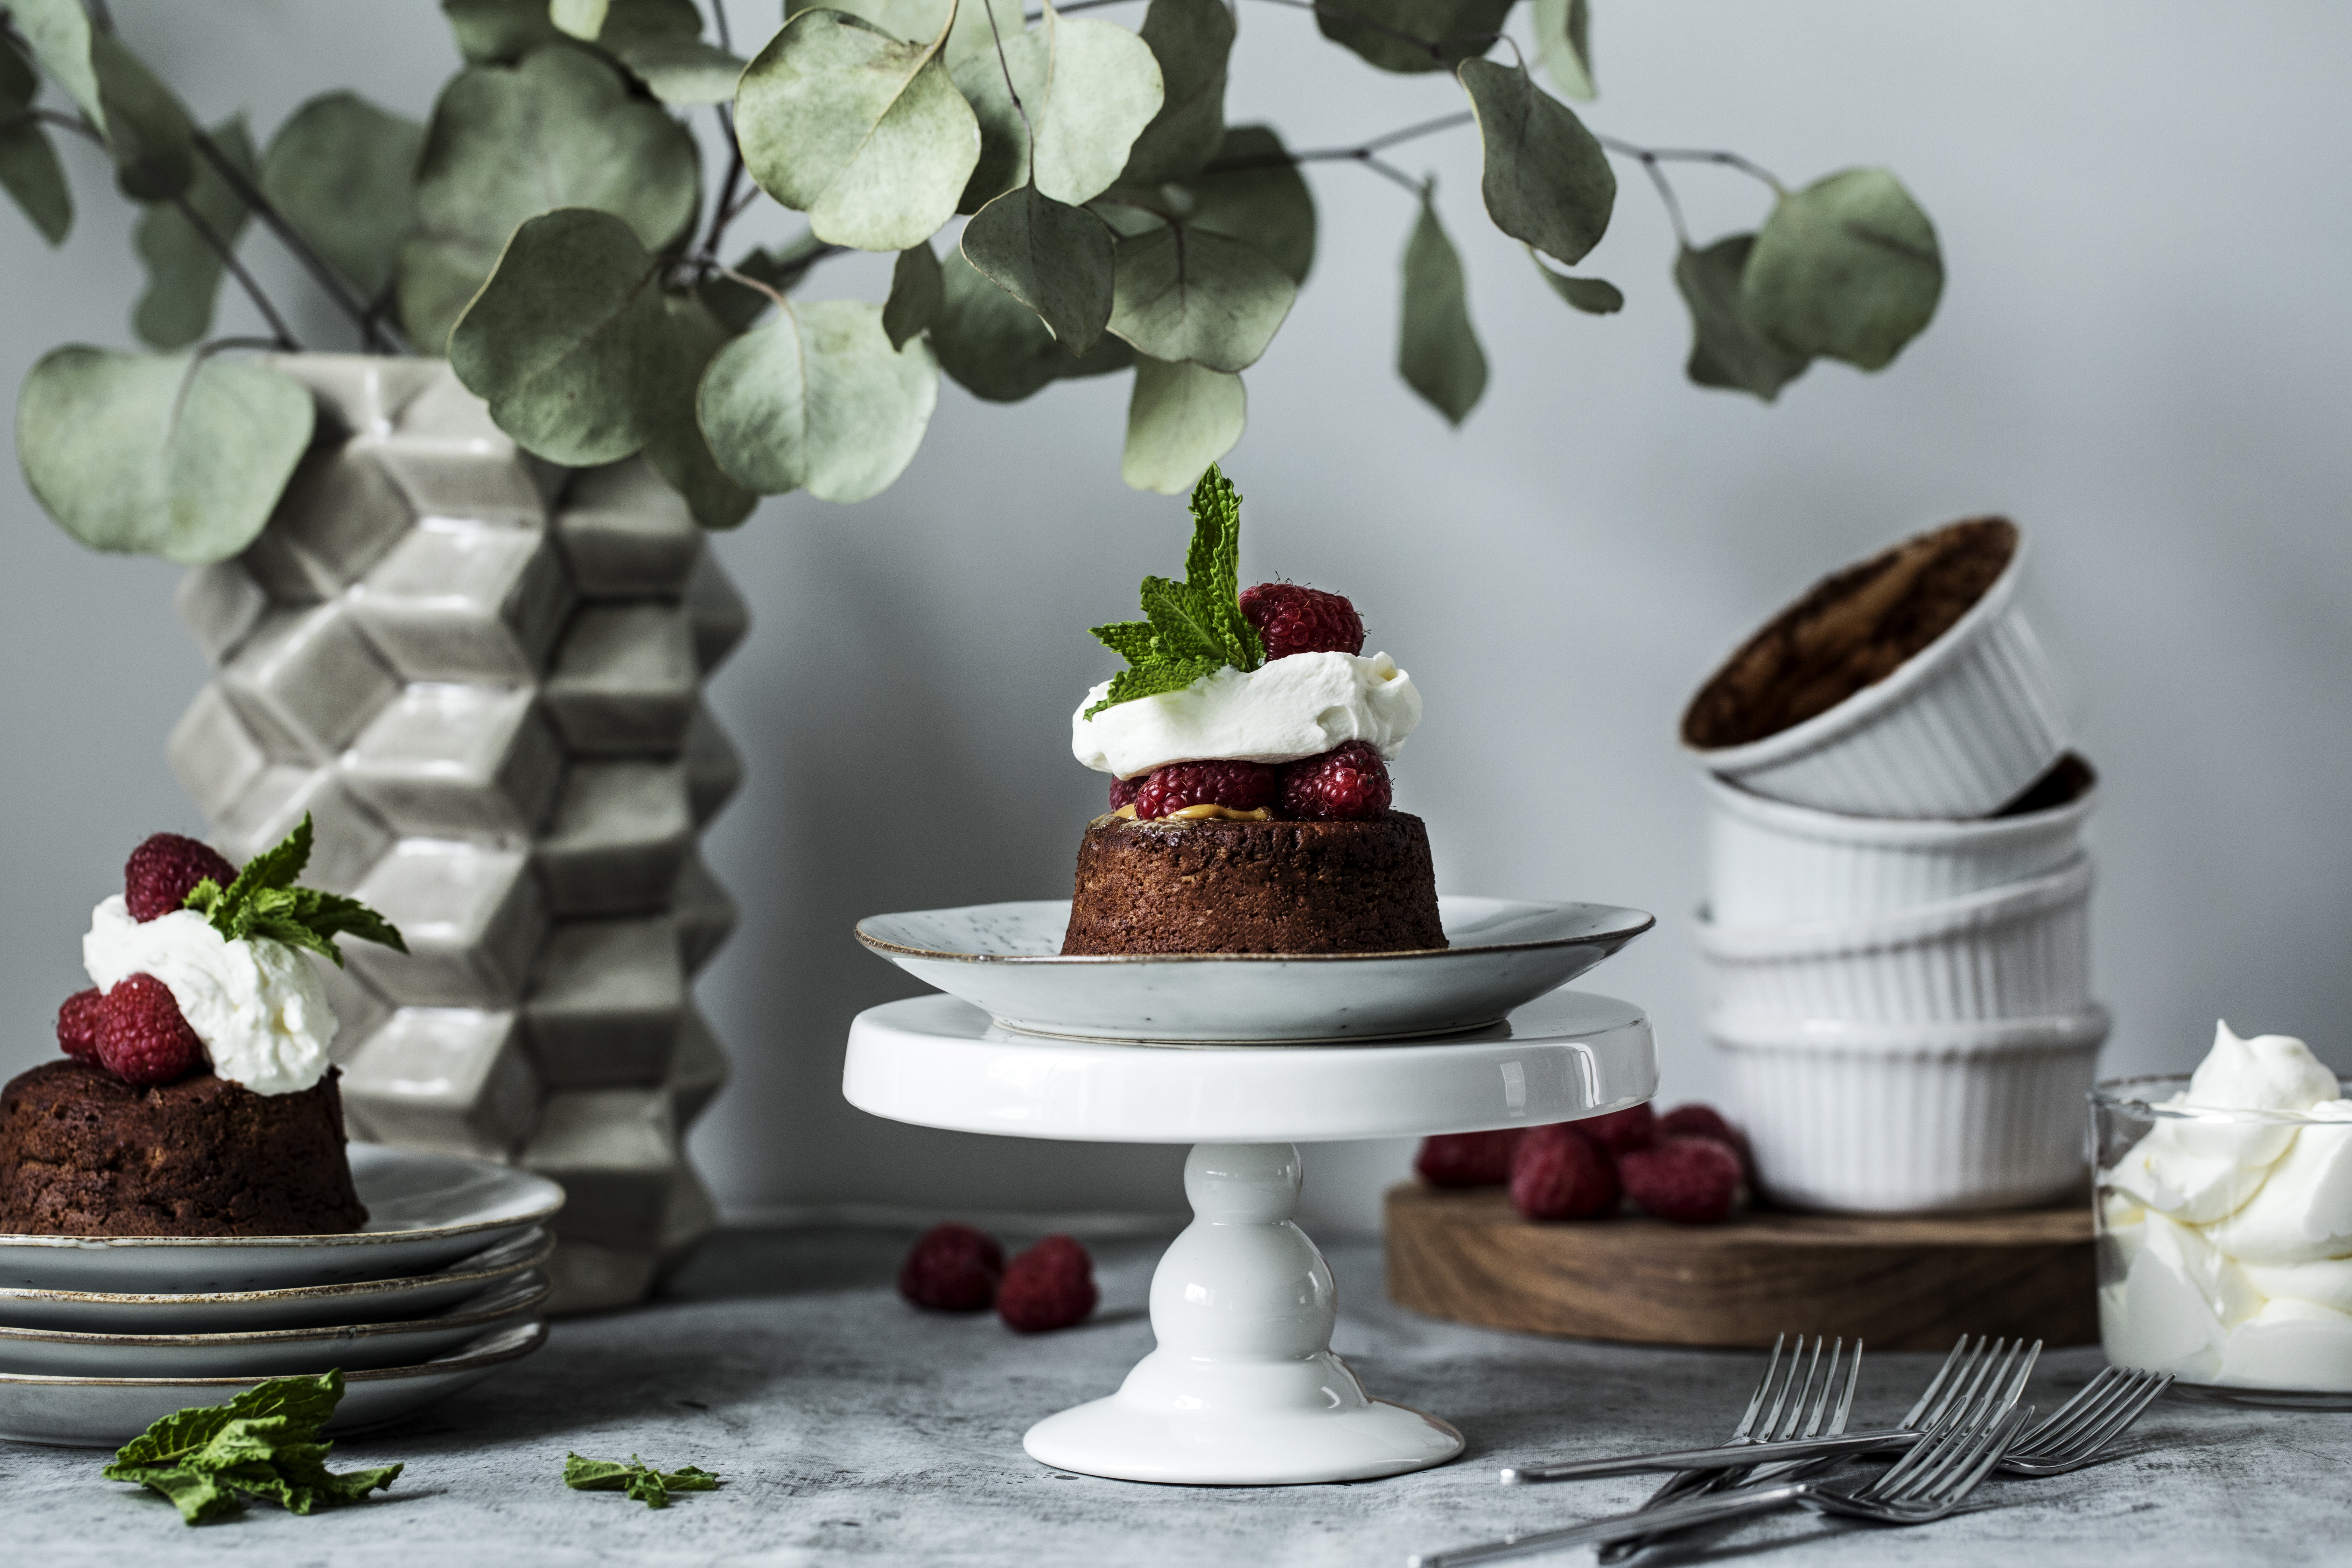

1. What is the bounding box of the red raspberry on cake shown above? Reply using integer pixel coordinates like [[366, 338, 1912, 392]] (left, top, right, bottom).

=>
[[997, 1234, 1098, 1332], [1582, 1104, 1657, 1156], [1239, 582, 1364, 660], [1415, 1129, 1520, 1188], [898, 1222, 1005, 1311], [1510, 1123, 1619, 1220], [1280, 741, 1392, 820], [56, 988, 103, 1061], [93, 973, 207, 1087], [123, 832, 238, 923], [1108, 775, 1144, 811], [1132, 760, 1280, 820], [1619, 1136, 1745, 1225]]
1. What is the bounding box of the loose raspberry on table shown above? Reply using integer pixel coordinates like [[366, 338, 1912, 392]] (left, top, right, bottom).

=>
[[93, 973, 207, 1087], [1510, 1123, 1620, 1221], [124, 832, 237, 923], [56, 988, 103, 1061], [996, 1234, 1098, 1332], [1415, 1130, 1521, 1188], [1132, 760, 1281, 820], [1279, 741, 1392, 821], [1619, 1136, 1746, 1225], [1657, 1104, 1751, 1177], [1239, 583, 1365, 660], [897, 1222, 1005, 1312], [1108, 775, 1144, 811], [1581, 1104, 1657, 1155]]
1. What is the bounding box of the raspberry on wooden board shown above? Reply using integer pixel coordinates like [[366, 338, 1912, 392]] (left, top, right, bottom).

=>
[[1581, 1104, 1657, 1155], [123, 832, 237, 923], [93, 972, 208, 1086], [1657, 1104, 1752, 1178], [1238, 582, 1365, 660], [1279, 742, 1392, 820], [1415, 1129, 1521, 1188], [1620, 1137, 1746, 1225], [1510, 1123, 1620, 1220]]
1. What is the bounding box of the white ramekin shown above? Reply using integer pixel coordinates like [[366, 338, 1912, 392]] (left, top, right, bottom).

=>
[[1711, 1006, 2109, 1211], [1695, 854, 2092, 1024], [1685, 541, 2070, 819], [1703, 760, 2096, 926]]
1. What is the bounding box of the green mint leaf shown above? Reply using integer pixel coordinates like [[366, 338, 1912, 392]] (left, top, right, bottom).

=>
[[1085, 657, 1222, 718], [564, 1452, 723, 1510], [624, 1470, 671, 1508], [236, 812, 315, 894], [1080, 462, 1264, 718], [104, 1371, 401, 1527], [1090, 619, 1158, 663], [1138, 576, 1232, 665], [191, 817, 406, 964], [1185, 463, 1262, 671]]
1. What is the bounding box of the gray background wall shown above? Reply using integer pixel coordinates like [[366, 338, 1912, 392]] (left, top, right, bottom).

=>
[[4, 2, 2347, 1234]]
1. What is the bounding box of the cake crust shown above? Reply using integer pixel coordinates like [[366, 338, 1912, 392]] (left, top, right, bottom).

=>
[[0, 1060, 368, 1237], [1061, 811, 1447, 955]]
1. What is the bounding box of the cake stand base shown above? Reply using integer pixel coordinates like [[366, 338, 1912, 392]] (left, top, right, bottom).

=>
[[1023, 1142, 1464, 1486]]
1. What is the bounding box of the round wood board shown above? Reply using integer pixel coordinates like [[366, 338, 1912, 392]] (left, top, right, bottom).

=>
[[1383, 1184, 2096, 1350]]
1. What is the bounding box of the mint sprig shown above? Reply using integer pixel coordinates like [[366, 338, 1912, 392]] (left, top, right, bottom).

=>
[[104, 1370, 404, 1526], [564, 1451, 723, 1509], [1085, 463, 1266, 718], [180, 814, 408, 969]]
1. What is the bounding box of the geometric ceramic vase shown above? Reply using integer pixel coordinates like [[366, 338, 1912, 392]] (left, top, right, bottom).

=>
[[163, 355, 741, 1313]]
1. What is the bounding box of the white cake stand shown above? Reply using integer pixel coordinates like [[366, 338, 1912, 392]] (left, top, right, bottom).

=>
[[842, 989, 1657, 1486]]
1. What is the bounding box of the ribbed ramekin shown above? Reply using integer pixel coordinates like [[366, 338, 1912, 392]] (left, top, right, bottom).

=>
[[1686, 544, 2070, 819], [1703, 760, 2096, 927], [1695, 854, 2092, 1024], [1711, 1006, 2109, 1211]]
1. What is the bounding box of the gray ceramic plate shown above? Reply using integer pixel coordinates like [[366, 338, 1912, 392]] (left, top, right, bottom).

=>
[[0, 1227, 554, 1335], [855, 896, 1656, 1043], [0, 1146, 565, 1295], [0, 1273, 548, 1379], [0, 1318, 548, 1447]]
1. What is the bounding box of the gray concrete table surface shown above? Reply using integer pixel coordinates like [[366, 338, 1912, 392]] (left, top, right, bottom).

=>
[[1, 1226, 2343, 1567]]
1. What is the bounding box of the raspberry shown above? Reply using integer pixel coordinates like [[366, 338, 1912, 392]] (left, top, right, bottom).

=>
[[1657, 1104, 1752, 1178], [1132, 760, 1280, 820], [1415, 1129, 1521, 1188], [1108, 775, 1143, 811], [996, 1234, 1098, 1332], [1619, 1136, 1746, 1225], [1279, 741, 1392, 821], [56, 988, 103, 1061], [1239, 582, 1365, 660], [1509, 1123, 1620, 1221], [93, 973, 208, 1086], [1582, 1104, 1657, 1155], [124, 832, 237, 923], [897, 1222, 1005, 1311]]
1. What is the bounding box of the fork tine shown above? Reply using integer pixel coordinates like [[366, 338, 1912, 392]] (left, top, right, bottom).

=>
[[1898, 1335, 1975, 1429], [1730, 1333, 1787, 1441], [1800, 1340, 1845, 1440], [1889, 1339, 2040, 1503], [2065, 1372, 2170, 1458], [1918, 1335, 1997, 1431], [1924, 1403, 2037, 1508], [1760, 1336, 1811, 1443], [1773, 1337, 1826, 1443], [1830, 1340, 1862, 1434], [2023, 1367, 2127, 1453], [1868, 1390, 1972, 1499]]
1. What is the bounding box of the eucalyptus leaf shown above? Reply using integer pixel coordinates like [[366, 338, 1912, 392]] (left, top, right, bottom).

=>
[[132, 115, 256, 350], [1121, 354, 1242, 493], [645, 293, 759, 526], [952, 1, 1165, 211], [1531, 0, 1593, 100], [16, 348, 315, 565], [1315, 0, 1510, 75], [1458, 57, 1612, 267], [440, 0, 568, 63], [447, 207, 670, 464], [261, 92, 422, 299], [962, 183, 1113, 354], [1164, 123, 1314, 284], [931, 242, 1129, 399], [401, 44, 700, 352], [611, 36, 746, 103], [0, 37, 71, 241], [1119, 0, 1232, 184], [550, 0, 610, 39], [7, 0, 103, 132], [1675, 232, 1808, 401], [1397, 185, 1483, 425], [1530, 250, 1621, 314], [702, 233, 830, 331], [1742, 166, 1942, 371], [882, 240, 943, 350], [1107, 223, 1294, 372], [89, 30, 196, 201], [593, 0, 706, 45], [735, 7, 978, 252], [698, 298, 940, 502], [791, 0, 1025, 72]]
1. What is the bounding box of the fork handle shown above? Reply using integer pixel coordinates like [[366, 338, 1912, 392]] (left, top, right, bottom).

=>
[[1502, 1428, 1911, 1484], [1407, 1481, 1815, 1568]]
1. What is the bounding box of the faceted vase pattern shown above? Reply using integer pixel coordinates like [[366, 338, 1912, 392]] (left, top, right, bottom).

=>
[[165, 356, 743, 1312]]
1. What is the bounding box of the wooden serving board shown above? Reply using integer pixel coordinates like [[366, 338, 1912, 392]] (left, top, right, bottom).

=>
[[1384, 1184, 2096, 1350]]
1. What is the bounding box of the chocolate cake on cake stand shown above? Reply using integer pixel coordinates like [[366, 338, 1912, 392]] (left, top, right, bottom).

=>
[[846, 897, 1657, 1486]]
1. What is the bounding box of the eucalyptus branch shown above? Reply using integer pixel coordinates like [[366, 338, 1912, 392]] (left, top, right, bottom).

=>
[[982, 0, 1038, 181], [190, 131, 396, 351], [700, 131, 747, 260], [0, 106, 106, 145], [1594, 134, 1786, 197], [713, 261, 793, 310], [712, 0, 735, 51], [170, 194, 301, 350]]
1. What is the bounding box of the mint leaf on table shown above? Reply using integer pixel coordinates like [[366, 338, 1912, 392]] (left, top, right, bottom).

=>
[[1083, 462, 1266, 718], [104, 1369, 404, 1526], [181, 813, 407, 967], [564, 1452, 723, 1510]]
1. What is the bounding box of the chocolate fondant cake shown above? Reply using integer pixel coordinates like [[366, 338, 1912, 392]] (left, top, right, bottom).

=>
[[1062, 812, 1446, 955], [0, 1059, 367, 1236]]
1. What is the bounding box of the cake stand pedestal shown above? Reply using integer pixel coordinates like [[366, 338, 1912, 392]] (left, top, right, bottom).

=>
[[842, 990, 1656, 1486]]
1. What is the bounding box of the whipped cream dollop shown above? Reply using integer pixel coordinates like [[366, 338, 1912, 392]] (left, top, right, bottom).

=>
[[2100, 1021, 2352, 1391], [82, 896, 338, 1096], [1072, 651, 1422, 778]]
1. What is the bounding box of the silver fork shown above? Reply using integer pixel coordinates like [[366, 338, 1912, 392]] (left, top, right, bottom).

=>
[[1409, 1368, 2037, 1568]]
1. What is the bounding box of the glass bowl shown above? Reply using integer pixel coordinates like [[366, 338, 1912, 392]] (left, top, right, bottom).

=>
[[2093, 1074, 2352, 1408]]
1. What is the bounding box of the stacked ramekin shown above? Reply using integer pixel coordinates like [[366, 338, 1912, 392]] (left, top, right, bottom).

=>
[[1685, 521, 2106, 1212]]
